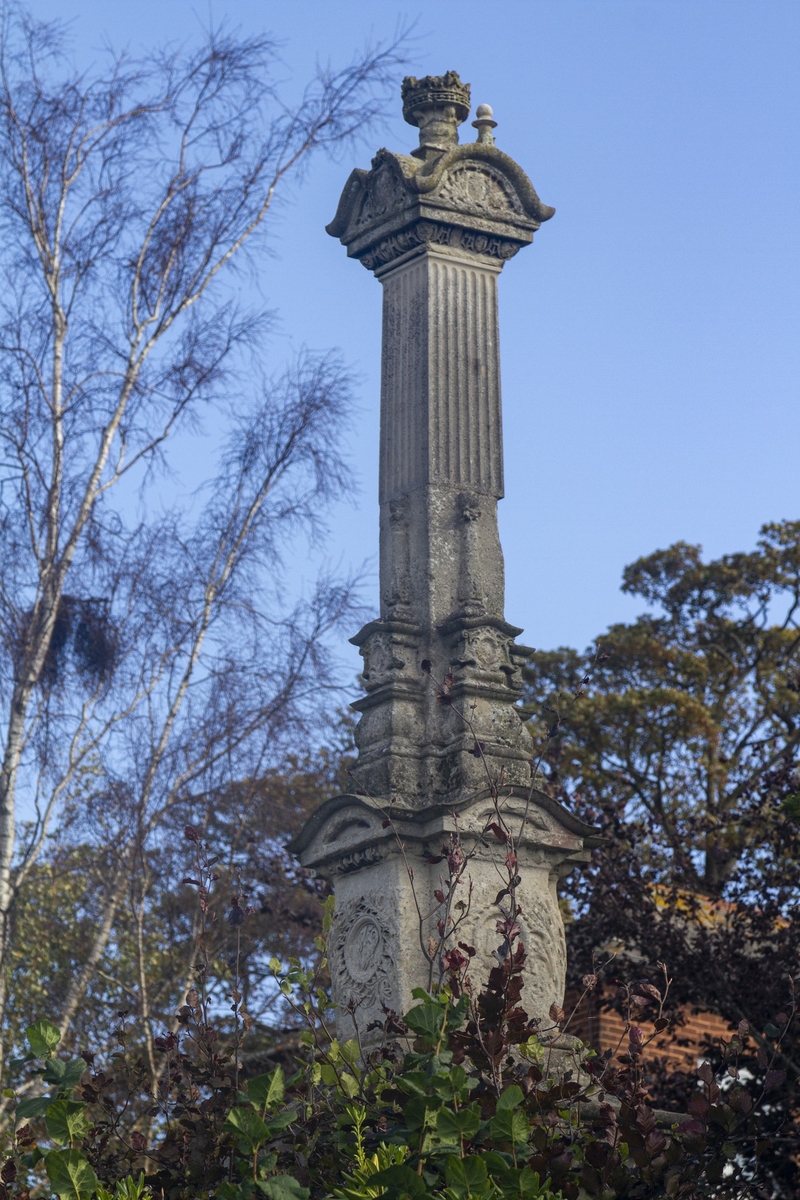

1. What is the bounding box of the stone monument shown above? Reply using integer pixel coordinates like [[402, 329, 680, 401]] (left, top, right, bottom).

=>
[[291, 73, 599, 1045]]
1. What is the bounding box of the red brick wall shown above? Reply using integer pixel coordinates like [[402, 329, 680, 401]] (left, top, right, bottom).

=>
[[565, 988, 735, 1071]]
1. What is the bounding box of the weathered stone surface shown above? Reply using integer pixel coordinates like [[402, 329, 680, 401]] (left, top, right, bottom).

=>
[[291, 787, 597, 1045], [291, 73, 598, 1046]]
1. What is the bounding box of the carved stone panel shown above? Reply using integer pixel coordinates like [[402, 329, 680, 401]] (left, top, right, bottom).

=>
[[354, 162, 408, 232], [360, 632, 407, 689], [330, 896, 397, 1039], [465, 878, 566, 1024], [437, 164, 522, 218]]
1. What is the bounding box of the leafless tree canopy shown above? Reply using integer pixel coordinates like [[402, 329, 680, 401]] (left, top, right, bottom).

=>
[[0, 2, 404, 1068]]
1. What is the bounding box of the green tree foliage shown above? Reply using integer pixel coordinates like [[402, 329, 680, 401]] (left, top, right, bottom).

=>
[[525, 520, 800, 891], [522, 520, 800, 1193], [1, 904, 785, 1200], [6, 742, 352, 1067]]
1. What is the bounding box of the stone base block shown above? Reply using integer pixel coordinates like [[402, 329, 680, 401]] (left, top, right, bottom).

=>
[[290, 787, 599, 1047]]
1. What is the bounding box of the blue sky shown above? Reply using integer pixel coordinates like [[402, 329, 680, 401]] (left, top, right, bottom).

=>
[[27, 0, 800, 668]]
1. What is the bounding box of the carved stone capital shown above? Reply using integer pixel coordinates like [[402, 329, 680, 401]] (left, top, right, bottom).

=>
[[327, 142, 554, 274], [350, 617, 422, 693]]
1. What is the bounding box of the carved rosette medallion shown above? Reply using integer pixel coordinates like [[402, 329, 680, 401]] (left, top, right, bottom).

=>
[[330, 897, 396, 1025]]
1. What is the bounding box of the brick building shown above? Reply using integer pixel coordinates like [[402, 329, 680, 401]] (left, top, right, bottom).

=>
[[566, 986, 736, 1072]]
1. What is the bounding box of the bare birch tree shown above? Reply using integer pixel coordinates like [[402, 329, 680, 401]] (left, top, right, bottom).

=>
[[0, 3, 402, 1069]]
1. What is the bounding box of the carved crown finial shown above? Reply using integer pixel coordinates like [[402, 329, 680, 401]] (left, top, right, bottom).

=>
[[472, 103, 497, 146], [401, 71, 471, 159]]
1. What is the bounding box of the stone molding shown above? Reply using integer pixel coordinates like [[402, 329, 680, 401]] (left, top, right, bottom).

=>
[[326, 143, 555, 273]]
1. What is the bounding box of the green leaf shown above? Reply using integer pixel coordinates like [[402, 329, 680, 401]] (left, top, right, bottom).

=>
[[256, 1175, 310, 1200], [489, 1107, 530, 1146], [26, 1020, 61, 1059], [519, 1168, 557, 1198], [246, 1067, 285, 1112], [367, 1163, 428, 1198], [482, 1151, 513, 1175], [341, 1039, 360, 1065], [43, 1058, 87, 1090], [497, 1085, 524, 1111], [218, 1184, 253, 1200], [43, 1058, 66, 1084], [436, 1105, 481, 1143], [114, 1173, 151, 1200], [7, 1054, 34, 1071], [396, 1070, 429, 1097], [44, 1148, 98, 1200], [403, 1095, 439, 1131], [405, 998, 447, 1042], [445, 1154, 490, 1197], [322, 893, 335, 935], [16, 1095, 53, 1119], [45, 1099, 90, 1146], [431, 1064, 470, 1100], [263, 1109, 296, 1137], [782, 792, 800, 820], [224, 1105, 270, 1151]]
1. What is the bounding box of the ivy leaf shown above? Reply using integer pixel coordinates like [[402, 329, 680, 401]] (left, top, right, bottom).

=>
[[224, 1106, 269, 1152], [26, 1020, 61, 1060], [256, 1176, 310, 1200], [246, 1067, 284, 1113], [45, 1100, 90, 1146], [44, 1149, 98, 1200]]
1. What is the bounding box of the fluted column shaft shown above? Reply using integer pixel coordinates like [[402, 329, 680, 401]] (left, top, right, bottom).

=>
[[377, 249, 505, 629], [350, 245, 533, 808]]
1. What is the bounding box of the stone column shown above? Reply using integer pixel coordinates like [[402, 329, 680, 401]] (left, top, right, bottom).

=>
[[291, 73, 599, 1046]]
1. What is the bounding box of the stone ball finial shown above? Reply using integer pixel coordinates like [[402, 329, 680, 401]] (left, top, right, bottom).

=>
[[472, 103, 498, 146], [401, 71, 471, 159]]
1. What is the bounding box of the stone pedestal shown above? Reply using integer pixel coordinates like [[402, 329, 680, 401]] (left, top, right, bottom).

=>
[[291, 73, 598, 1046], [291, 786, 598, 1044]]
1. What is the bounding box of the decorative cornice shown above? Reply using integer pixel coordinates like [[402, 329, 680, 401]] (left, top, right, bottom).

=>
[[326, 142, 555, 273], [288, 786, 603, 859], [361, 219, 521, 273]]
